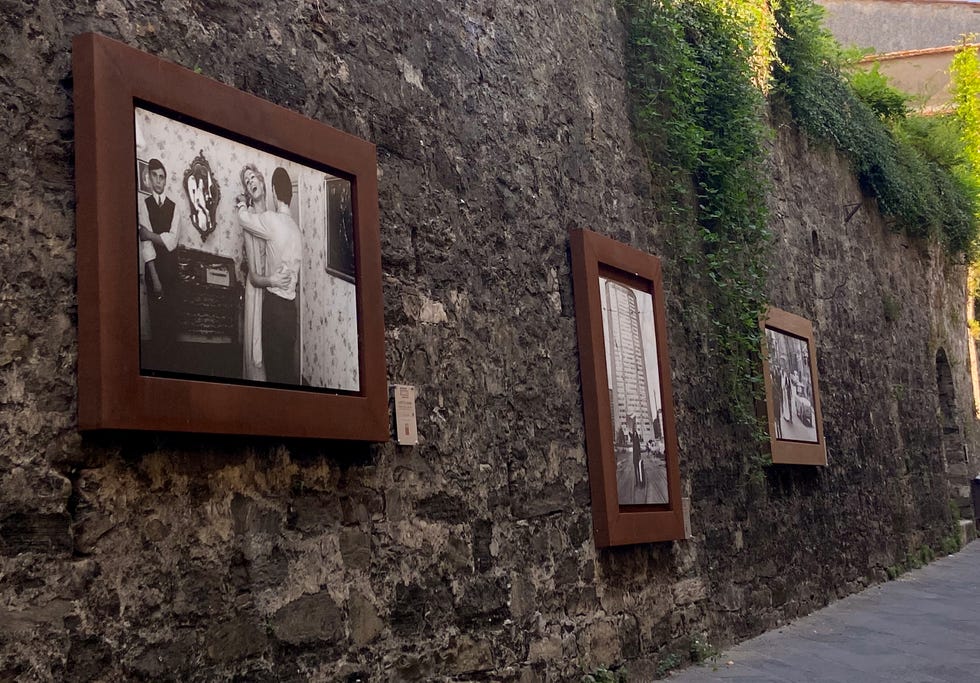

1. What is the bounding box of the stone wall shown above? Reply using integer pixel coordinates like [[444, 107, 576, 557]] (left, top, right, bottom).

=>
[[1, 1, 976, 681], [818, 0, 980, 53]]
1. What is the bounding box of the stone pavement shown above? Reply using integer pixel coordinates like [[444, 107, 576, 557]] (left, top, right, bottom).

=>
[[668, 541, 980, 682]]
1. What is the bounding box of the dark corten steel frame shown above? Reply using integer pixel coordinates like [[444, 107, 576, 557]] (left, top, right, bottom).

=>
[[569, 229, 685, 547], [73, 33, 388, 441], [760, 307, 827, 465]]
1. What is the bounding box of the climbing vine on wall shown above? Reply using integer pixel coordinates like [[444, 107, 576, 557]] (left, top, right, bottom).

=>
[[625, 0, 979, 453], [625, 0, 773, 434], [774, 0, 979, 255]]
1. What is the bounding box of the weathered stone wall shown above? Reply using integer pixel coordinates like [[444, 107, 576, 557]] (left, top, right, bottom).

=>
[[1, 1, 976, 681], [818, 0, 979, 53]]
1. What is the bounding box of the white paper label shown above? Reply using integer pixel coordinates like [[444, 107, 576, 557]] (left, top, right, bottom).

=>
[[682, 497, 693, 539], [393, 384, 418, 445]]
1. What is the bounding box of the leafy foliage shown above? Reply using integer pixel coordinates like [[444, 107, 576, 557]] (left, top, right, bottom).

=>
[[626, 0, 773, 431], [774, 0, 979, 255], [689, 632, 719, 664], [582, 665, 628, 683], [951, 43, 980, 180], [847, 63, 910, 120], [625, 0, 978, 448], [655, 652, 683, 678]]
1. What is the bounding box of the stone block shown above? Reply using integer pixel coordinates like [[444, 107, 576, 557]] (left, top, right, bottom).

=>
[[456, 576, 509, 627], [289, 493, 343, 532], [509, 574, 535, 620], [528, 633, 562, 663], [339, 528, 372, 571], [206, 617, 268, 662], [577, 618, 621, 671], [0, 512, 71, 556], [672, 578, 707, 606], [448, 635, 494, 674], [958, 519, 976, 546], [472, 519, 493, 573], [271, 592, 344, 645], [416, 491, 471, 524], [391, 579, 453, 636], [348, 589, 383, 647]]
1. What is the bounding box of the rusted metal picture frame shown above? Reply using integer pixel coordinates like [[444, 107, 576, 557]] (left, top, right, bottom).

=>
[[760, 307, 827, 465], [73, 33, 388, 441], [569, 229, 685, 547]]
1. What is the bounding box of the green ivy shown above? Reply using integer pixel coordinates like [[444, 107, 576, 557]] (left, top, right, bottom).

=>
[[846, 62, 910, 121], [951, 43, 980, 233], [625, 0, 773, 433], [774, 0, 979, 255], [581, 665, 628, 683], [625, 0, 977, 453], [951, 44, 980, 179]]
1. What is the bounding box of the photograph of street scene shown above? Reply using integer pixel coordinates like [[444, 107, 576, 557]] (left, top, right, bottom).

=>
[[766, 327, 818, 443], [599, 278, 669, 506]]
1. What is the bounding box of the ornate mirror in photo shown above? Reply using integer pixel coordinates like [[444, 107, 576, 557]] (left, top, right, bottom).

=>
[[73, 33, 387, 441], [761, 308, 827, 465], [570, 229, 685, 547]]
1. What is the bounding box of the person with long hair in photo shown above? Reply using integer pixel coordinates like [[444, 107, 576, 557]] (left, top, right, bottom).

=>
[[238, 164, 291, 381], [236, 166, 302, 384]]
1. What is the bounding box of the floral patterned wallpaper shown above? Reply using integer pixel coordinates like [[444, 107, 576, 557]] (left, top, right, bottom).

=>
[[135, 108, 359, 390], [299, 177, 359, 392]]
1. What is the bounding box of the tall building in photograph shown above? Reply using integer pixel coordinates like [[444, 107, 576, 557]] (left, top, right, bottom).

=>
[[605, 281, 658, 443]]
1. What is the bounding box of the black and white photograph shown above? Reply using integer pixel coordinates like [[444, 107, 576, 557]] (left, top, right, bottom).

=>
[[766, 327, 818, 443], [600, 277, 669, 506], [134, 107, 360, 392]]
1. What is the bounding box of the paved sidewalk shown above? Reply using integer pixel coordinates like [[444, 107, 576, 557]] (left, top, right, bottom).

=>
[[669, 541, 980, 682]]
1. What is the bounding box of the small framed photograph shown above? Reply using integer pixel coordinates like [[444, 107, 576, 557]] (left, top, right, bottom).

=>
[[569, 229, 685, 547], [73, 33, 388, 441], [136, 158, 151, 195], [324, 177, 355, 283], [761, 307, 827, 465]]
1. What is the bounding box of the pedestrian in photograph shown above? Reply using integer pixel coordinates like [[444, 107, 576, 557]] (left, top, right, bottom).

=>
[[631, 418, 644, 487]]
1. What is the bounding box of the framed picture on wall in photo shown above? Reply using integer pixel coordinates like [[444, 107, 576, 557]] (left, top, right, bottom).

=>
[[72, 32, 388, 441], [760, 307, 827, 465], [569, 228, 686, 547], [136, 158, 151, 195], [324, 177, 355, 283]]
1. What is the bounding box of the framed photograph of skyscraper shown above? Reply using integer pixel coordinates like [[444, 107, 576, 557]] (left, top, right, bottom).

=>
[[569, 229, 684, 547], [761, 307, 827, 465]]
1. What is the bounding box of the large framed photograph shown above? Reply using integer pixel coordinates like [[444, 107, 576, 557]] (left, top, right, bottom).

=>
[[73, 33, 388, 441], [761, 308, 827, 465], [569, 229, 685, 547]]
